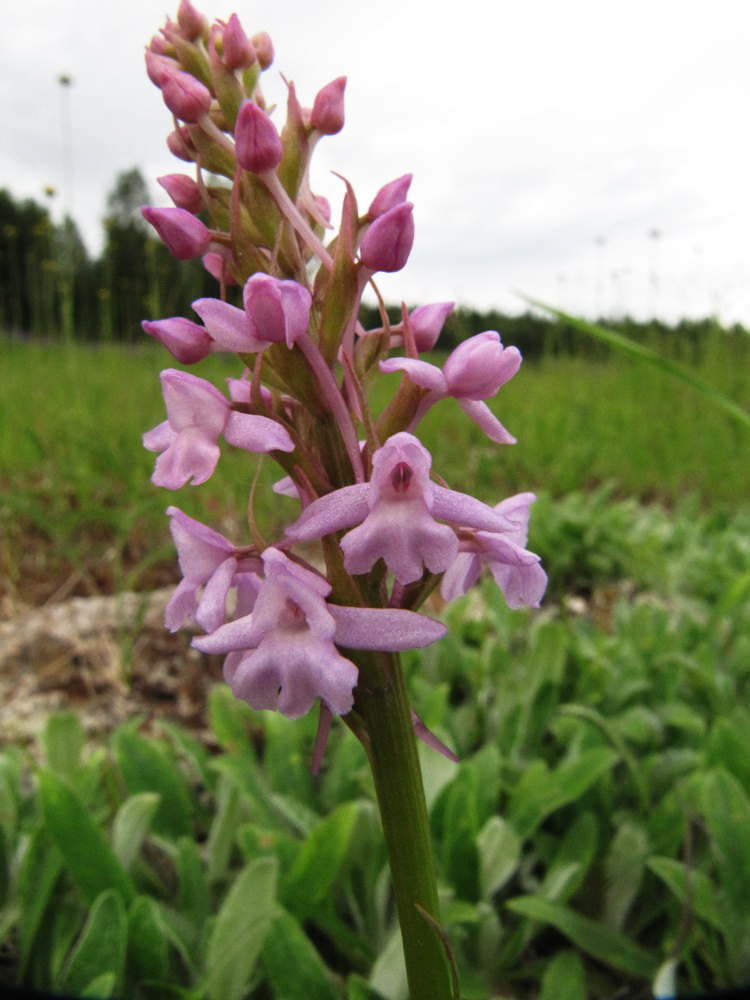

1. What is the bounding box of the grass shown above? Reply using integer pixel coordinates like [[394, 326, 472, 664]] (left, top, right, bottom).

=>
[[2, 332, 748, 604]]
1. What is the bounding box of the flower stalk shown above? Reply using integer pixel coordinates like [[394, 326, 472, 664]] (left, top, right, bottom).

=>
[[355, 649, 454, 1000], [140, 5, 546, 995]]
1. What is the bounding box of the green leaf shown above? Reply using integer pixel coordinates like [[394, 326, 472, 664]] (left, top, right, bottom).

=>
[[60, 889, 127, 997], [176, 836, 210, 936], [205, 772, 243, 884], [204, 855, 277, 1000], [0, 823, 9, 907], [127, 895, 170, 983], [701, 768, 750, 914], [543, 811, 598, 903], [539, 949, 586, 1000], [261, 908, 338, 1000], [506, 895, 657, 979], [346, 974, 389, 1000], [159, 719, 217, 794], [282, 801, 360, 917], [0, 754, 20, 837], [80, 971, 117, 997], [208, 685, 258, 757], [440, 771, 479, 901], [707, 716, 750, 794], [477, 815, 521, 900], [112, 792, 161, 871], [17, 828, 64, 979], [41, 711, 85, 780], [112, 725, 192, 840], [603, 821, 649, 931], [522, 298, 750, 432], [647, 856, 722, 930], [368, 927, 408, 1000], [37, 770, 135, 906], [508, 748, 618, 839]]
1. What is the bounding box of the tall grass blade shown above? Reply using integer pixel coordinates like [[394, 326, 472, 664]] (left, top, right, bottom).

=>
[[520, 297, 750, 432]]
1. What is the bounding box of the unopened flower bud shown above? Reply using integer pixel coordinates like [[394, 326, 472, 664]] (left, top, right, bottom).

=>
[[368, 174, 412, 220], [312, 195, 331, 226], [409, 302, 454, 352], [145, 50, 177, 87], [158, 174, 203, 214], [443, 332, 521, 399], [177, 0, 207, 41], [311, 76, 346, 135], [251, 31, 274, 69], [142, 206, 212, 259], [142, 317, 214, 363], [147, 34, 171, 56], [359, 202, 414, 273], [222, 14, 256, 70], [166, 126, 198, 162], [243, 273, 312, 348], [235, 101, 283, 172], [203, 251, 238, 285], [160, 66, 212, 123]]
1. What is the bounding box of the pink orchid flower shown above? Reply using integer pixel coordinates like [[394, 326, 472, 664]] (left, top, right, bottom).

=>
[[192, 547, 446, 718], [287, 432, 513, 585], [379, 331, 521, 444], [192, 273, 312, 353], [165, 507, 262, 632], [441, 492, 548, 608], [143, 369, 294, 489]]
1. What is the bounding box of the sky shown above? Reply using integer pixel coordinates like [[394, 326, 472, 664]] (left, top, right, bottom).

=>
[[2, 0, 749, 326]]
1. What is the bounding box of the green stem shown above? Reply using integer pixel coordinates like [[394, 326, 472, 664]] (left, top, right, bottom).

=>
[[355, 651, 454, 1000]]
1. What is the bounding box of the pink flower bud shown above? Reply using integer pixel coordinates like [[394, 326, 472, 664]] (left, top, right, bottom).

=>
[[243, 273, 312, 348], [443, 332, 521, 400], [311, 76, 346, 135], [142, 206, 211, 259], [312, 195, 331, 225], [145, 50, 178, 87], [166, 126, 198, 162], [147, 34, 170, 56], [235, 100, 283, 173], [202, 251, 238, 285], [408, 302, 454, 352], [367, 174, 412, 220], [177, 0, 207, 41], [222, 13, 256, 70], [251, 31, 274, 69], [359, 202, 414, 273], [158, 174, 203, 214], [142, 317, 214, 363], [160, 66, 212, 123]]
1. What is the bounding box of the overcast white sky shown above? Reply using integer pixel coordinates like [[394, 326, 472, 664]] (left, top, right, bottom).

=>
[[2, 0, 749, 325]]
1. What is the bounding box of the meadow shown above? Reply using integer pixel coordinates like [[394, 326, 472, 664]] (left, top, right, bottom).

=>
[[1, 329, 749, 999]]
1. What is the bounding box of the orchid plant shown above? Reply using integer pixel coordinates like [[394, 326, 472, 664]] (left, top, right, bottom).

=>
[[141, 4, 546, 997]]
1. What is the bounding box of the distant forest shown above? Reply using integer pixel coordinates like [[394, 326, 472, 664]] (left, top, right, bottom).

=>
[[2, 168, 748, 361]]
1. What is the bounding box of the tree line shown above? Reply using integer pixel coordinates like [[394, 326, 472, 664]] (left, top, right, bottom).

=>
[[0, 168, 214, 344], [2, 168, 747, 361]]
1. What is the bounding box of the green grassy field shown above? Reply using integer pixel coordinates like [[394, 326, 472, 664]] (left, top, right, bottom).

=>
[[2, 332, 748, 604]]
